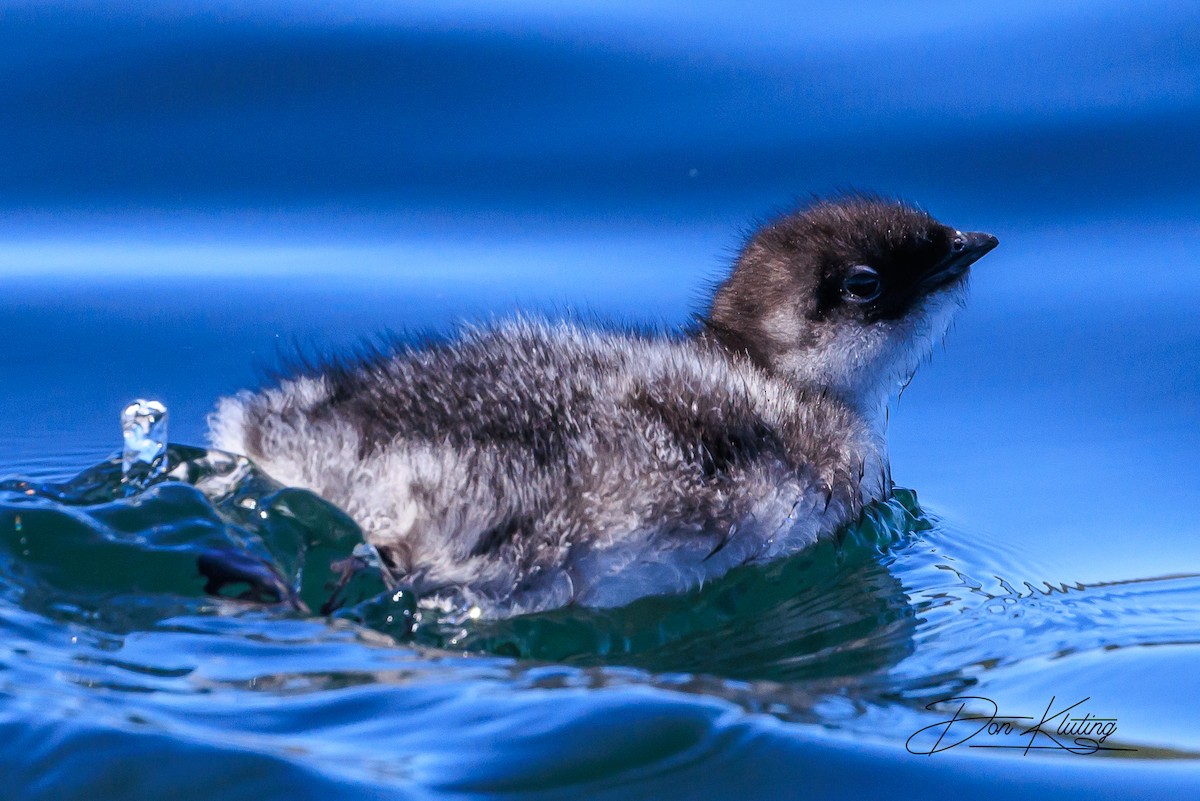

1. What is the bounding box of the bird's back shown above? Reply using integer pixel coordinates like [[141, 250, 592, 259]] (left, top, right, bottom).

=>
[[209, 319, 884, 615]]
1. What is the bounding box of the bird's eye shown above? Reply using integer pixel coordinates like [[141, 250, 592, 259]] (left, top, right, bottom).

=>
[[843, 265, 883, 302], [951, 236, 966, 254]]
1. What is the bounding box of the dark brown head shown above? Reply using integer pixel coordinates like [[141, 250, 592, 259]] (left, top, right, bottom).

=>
[[705, 194, 998, 411]]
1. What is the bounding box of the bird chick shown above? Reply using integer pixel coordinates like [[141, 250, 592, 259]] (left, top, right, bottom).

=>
[[208, 195, 998, 617]]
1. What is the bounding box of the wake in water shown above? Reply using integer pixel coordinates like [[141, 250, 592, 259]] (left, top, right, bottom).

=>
[[2, 424, 1196, 701], [2, 399, 1199, 774], [4, 424, 1200, 801], [0, 442, 404, 630], [0, 433, 925, 662]]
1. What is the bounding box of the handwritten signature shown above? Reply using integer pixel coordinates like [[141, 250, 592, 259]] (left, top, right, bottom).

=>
[[906, 696, 1136, 756]]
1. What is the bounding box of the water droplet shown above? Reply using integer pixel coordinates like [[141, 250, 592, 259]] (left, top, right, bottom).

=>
[[121, 399, 168, 490]]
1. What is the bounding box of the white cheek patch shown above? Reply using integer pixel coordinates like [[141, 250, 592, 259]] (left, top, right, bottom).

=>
[[899, 282, 969, 373], [773, 281, 968, 417]]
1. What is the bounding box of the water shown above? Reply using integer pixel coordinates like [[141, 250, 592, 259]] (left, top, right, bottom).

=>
[[5, 446, 1199, 797], [120, 400, 169, 489], [2, 1, 1199, 797]]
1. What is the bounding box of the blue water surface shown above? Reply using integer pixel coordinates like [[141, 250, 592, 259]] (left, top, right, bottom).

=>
[[1, 1, 1199, 798]]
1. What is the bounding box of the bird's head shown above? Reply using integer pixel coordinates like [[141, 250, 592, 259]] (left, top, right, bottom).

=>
[[706, 194, 998, 416]]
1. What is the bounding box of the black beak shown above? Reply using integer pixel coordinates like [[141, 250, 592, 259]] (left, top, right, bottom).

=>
[[954, 231, 999, 264], [924, 230, 999, 287]]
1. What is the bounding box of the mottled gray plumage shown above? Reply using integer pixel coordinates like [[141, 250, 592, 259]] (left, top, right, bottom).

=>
[[208, 195, 997, 617]]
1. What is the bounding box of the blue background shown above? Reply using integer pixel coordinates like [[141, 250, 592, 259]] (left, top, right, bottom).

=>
[[3, 0, 1197, 573], [1, 2, 1199, 796]]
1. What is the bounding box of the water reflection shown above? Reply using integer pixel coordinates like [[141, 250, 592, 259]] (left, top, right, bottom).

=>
[[443, 497, 924, 685]]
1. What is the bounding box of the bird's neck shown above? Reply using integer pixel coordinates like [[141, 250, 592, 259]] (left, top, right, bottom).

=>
[[697, 318, 895, 497], [699, 319, 893, 425]]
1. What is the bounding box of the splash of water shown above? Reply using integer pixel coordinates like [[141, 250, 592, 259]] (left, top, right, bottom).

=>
[[120, 399, 168, 491]]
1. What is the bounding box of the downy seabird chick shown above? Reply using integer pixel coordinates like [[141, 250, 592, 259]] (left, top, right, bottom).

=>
[[208, 195, 998, 617]]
